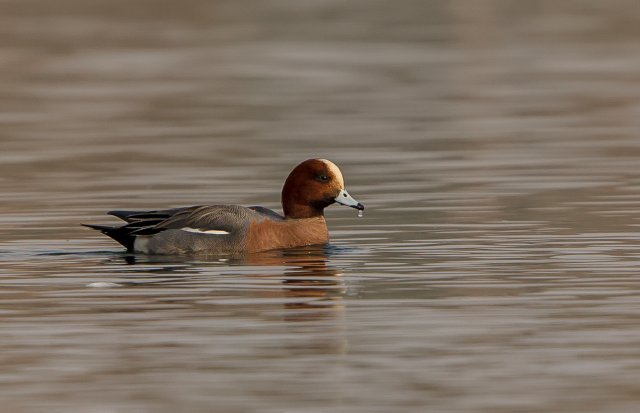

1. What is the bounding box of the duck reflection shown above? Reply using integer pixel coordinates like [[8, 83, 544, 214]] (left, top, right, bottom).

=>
[[108, 245, 346, 322], [243, 245, 346, 322]]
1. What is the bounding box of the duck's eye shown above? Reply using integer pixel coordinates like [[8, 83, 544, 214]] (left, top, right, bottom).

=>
[[317, 174, 330, 182]]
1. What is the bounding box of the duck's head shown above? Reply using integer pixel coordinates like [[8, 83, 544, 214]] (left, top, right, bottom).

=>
[[281, 159, 364, 219]]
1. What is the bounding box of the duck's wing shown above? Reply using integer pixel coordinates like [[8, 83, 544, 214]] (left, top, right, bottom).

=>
[[156, 204, 285, 232], [108, 207, 197, 223], [84, 205, 281, 252]]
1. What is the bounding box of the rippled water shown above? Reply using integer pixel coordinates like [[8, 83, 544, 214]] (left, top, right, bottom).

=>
[[2, 1, 640, 412]]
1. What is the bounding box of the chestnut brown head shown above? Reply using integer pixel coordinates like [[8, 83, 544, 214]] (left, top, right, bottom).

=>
[[281, 159, 364, 219]]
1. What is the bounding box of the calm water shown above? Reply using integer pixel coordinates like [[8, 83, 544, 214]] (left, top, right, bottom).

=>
[[2, 1, 640, 412]]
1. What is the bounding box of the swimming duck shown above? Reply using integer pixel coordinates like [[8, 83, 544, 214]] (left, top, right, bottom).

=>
[[83, 159, 364, 254]]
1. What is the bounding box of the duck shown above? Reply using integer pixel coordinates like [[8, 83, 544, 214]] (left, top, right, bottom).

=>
[[83, 159, 364, 255]]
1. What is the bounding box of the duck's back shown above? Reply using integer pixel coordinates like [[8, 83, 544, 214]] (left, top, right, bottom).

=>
[[136, 205, 284, 255]]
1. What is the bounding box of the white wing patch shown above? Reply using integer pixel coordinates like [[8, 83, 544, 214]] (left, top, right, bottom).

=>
[[180, 227, 230, 235]]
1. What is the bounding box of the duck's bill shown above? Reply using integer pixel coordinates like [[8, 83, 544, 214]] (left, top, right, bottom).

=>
[[335, 189, 365, 210]]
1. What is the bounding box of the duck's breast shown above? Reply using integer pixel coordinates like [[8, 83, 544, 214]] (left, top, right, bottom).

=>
[[246, 217, 329, 252]]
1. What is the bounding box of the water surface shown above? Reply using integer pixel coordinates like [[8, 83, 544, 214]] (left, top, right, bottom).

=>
[[2, 1, 640, 412]]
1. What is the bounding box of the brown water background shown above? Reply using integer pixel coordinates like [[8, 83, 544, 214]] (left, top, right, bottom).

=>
[[2, 1, 640, 412]]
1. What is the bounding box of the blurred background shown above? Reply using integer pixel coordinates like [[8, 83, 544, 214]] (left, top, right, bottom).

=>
[[1, 1, 640, 412]]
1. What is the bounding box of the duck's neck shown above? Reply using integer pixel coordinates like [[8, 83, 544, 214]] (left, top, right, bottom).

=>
[[282, 201, 325, 219]]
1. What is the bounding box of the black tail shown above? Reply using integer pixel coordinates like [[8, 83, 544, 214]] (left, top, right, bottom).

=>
[[82, 224, 135, 251]]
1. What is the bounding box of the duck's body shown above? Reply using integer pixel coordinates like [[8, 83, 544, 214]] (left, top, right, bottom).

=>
[[84, 159, 363, 255]]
